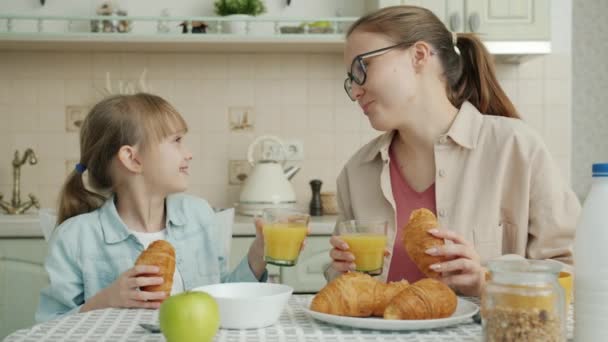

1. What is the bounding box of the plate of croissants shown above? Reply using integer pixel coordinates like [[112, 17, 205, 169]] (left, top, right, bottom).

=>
[[305, 272, 479, 331]]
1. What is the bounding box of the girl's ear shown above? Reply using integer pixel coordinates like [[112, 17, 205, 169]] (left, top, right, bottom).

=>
[[117, 145, 143, 174], [410, 41, 434, 70]]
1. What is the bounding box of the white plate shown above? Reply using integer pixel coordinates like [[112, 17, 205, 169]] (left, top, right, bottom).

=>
[[303, 297, 479, 331]]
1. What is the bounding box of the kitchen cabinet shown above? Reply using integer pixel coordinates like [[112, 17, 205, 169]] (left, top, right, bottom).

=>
[[370, 0, 550, 40], [0, 238, 48, 340]]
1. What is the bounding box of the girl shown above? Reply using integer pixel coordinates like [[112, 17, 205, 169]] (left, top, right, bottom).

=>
[[326, 6, 580, 296], [36, 93, 268, 322]]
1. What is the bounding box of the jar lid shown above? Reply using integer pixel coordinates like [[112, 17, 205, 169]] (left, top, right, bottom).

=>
[[488, 259, 562, 285]]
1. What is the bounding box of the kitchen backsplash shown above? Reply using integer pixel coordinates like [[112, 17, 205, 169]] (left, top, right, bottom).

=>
[[0, 51, 572, 209]]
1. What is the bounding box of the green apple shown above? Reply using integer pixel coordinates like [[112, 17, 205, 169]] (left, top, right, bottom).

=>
[[159, 291, 220, 342]]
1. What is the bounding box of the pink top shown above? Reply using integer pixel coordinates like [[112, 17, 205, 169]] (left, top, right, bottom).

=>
[[386, 144, 437, 283]]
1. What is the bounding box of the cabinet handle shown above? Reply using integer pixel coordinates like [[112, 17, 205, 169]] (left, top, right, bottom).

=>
[[469, 12, 480, 32], [449, 12, 461, 32]]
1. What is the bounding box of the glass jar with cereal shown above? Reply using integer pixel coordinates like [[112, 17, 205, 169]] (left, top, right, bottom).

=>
[[482, 259, 566, 342]]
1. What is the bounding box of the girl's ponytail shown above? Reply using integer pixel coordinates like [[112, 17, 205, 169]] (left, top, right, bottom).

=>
[[57, 169, 106, 225]]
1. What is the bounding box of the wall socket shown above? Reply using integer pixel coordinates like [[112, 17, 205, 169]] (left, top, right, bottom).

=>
[[228, 160, 252, 185], [261, 139, 304, 161], [65, 105, 88, 132]]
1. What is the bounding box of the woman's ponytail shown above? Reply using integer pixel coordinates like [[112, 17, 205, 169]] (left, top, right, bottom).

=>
[[450, 33, 519, 118]]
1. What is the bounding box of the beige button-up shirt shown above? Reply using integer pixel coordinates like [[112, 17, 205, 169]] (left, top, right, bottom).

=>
[[326, 102, 580, 282]]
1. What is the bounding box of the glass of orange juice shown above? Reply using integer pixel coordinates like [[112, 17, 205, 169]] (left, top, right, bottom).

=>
[[261, 208, 310, 267], [338, 220, 388, 275]]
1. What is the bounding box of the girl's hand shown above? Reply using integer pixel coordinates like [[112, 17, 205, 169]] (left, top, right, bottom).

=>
[[425, 229, 485, 296], [328, 235, 391, 274], [87, 265, 167, 311]]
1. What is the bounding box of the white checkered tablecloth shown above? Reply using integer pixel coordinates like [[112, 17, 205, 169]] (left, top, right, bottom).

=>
[[5, 295, 573, 342]]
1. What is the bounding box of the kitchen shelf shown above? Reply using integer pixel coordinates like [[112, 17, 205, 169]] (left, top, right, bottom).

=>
[[0, 15, 551, 60], [0, 14, 356, 53]]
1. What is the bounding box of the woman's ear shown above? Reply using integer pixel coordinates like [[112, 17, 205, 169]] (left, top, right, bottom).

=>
[[411, 41, 434, 70], [117, 145, 142, 174]]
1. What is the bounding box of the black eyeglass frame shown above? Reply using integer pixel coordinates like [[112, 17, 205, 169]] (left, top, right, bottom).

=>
[[343, 42, 411, 101]]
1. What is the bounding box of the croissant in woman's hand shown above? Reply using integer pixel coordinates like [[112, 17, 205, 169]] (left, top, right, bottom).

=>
[[404, 208, 446, 278]]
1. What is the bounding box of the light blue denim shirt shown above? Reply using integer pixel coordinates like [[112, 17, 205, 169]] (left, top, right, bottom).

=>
[[35, 193, 267, 323]]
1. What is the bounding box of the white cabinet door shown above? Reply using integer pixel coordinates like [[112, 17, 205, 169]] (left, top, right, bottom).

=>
[[466, 0, 550, 40], [0, 239, 49, 340], [280, 236, 332, 293], [400, 0, 465, 32], [369, 1, 465, 32]]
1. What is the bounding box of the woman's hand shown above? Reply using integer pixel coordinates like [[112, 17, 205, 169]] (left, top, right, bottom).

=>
[[81, 265, 166, 312], [425, 229, 485, 296], [328, 235, 391, 274]]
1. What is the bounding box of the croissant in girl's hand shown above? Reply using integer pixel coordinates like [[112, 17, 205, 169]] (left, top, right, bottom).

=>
[[134, 240, 176, 299], [384, 278, 457, 320], [310, 272, 410, 317], [403, 208, 446, 279]]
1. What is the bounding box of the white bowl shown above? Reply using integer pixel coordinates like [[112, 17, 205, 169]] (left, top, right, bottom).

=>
[[192, 282, 293, 329]]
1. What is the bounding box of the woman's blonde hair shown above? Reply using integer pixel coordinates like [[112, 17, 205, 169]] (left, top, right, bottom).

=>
[[57, 93, 188, 225], [348, 5, 519, 118]]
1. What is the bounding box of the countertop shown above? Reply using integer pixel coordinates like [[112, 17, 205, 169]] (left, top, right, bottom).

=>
[[0, 212, 337, 238]]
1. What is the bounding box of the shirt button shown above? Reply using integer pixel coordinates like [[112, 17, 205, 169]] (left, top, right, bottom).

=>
[[438, 209, 447, 218], [438, 169, 446, 177]]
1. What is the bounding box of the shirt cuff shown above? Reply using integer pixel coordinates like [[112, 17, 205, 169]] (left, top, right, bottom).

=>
[[234, 256, 268, 282]]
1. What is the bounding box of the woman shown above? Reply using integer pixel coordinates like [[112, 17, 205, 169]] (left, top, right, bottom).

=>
[[325, 5, 580, 296]]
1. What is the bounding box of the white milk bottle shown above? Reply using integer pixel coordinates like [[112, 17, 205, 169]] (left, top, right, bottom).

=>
[[574, 163, 608, 341]]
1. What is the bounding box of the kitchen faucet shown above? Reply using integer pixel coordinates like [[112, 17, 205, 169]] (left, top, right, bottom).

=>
[[0, 149, 40, 214]]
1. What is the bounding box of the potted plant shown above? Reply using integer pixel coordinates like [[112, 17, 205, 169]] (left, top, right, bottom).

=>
[[214, 0, 266, 34]]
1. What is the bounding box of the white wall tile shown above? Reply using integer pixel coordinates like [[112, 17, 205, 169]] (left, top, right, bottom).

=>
[[518, 80, 544, 106], [92, 53, 123, 80], [254, 80, 282, 105], [9, 80, 37, 105], [174, 54, 203, 80], [518, 57, 544, 80], [62, 53, 92, 80], [308, 54, 340, 80], [172, 80, 202, 106], [280, 80, 307, 106], [227, 79, 255, 106], [65, 80, 95, 105], [280, 54, 307, 79], [307, 79, 334, 105], [147, 54, 177, 79], [0, 79, 9, 104], [8, 104, 37, 131], [36, 80, 65, 105], [254, 104, 282, 134], [200, 54, 228, 80], [307, 105, 334, 133], [253, 54, 283, 80], [334, 105, 360, 132], [228, 54, 255, 80], [38, 103, 65, 132], [544, 80, 570, 106]]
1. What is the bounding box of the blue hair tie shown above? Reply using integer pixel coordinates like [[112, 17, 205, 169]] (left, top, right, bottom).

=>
[[75, 163, 87, 174]]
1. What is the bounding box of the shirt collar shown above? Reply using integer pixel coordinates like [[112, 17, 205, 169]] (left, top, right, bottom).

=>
[[360, 101, 483, 163], [100, 194, 187, 244]]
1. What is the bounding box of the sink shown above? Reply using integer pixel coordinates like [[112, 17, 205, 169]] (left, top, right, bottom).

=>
[[0, 213, 42, 237]]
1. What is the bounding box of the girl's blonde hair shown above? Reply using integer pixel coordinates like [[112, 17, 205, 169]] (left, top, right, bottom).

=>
[[348, 5, 519, 118], [57, 93, 188, 225]]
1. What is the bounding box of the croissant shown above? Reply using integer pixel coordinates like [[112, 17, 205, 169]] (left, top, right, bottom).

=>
[[310, 272, 378, 317], [403, 208, 446, 278], [134, 240, 176, 299], [384, 278, 457, 320], [372, 279, 410, 317], [310, 272, 410, 317]]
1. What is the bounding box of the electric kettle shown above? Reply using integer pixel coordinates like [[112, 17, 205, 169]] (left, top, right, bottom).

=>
[[237, 135, 300, 216]]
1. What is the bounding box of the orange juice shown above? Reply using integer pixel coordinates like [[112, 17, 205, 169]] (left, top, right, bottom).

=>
[[263, 223, 307, 266], [341, 233, 387, 273]]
